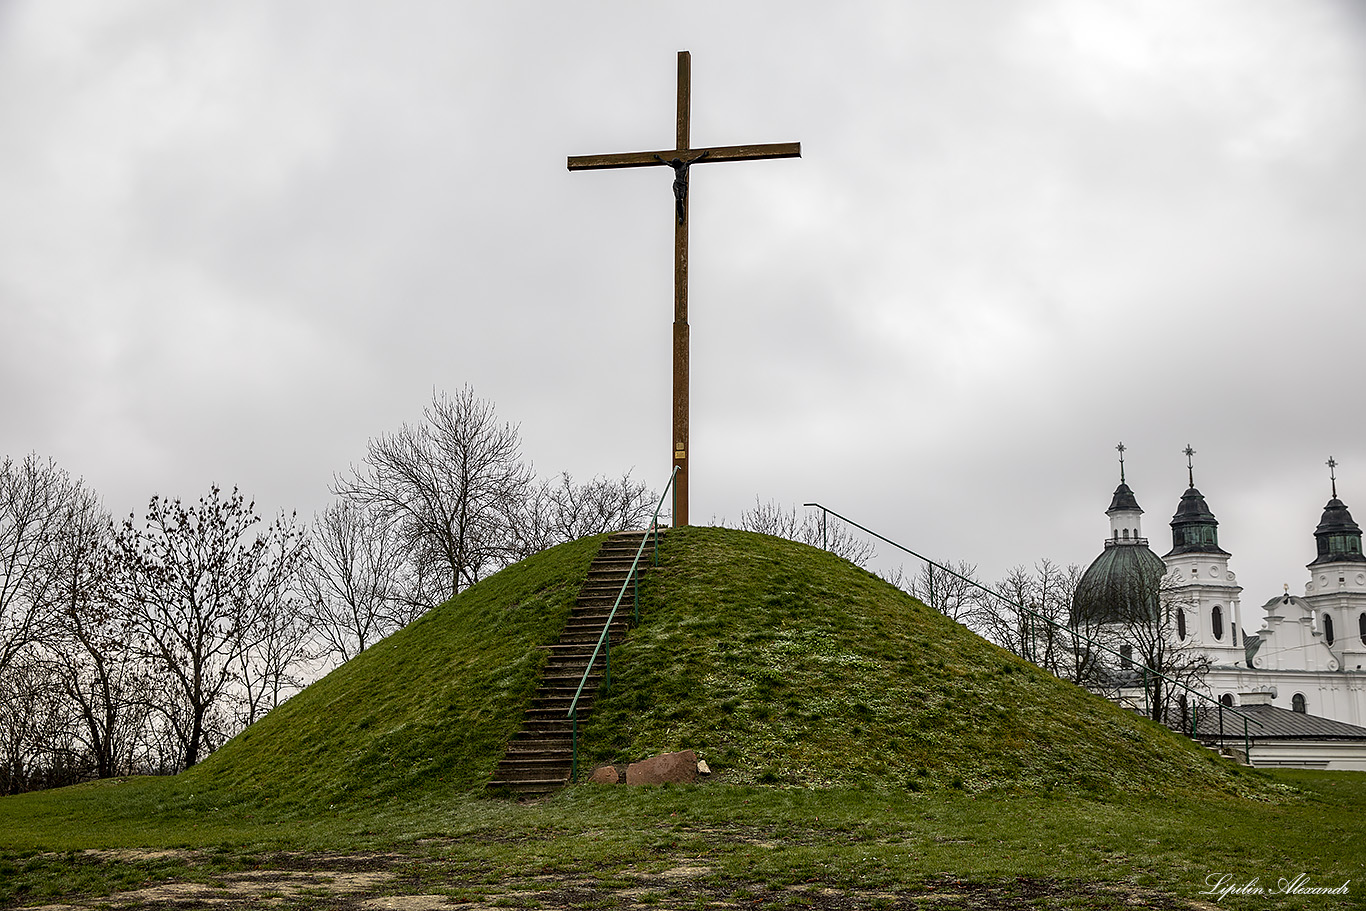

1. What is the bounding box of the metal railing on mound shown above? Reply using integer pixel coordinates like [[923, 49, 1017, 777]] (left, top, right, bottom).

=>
[[567, 465, 679, 782], [803, 502, 1266, 763]]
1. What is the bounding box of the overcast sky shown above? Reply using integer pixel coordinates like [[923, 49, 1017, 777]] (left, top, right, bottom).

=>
[[3, 1, 1364, 611]]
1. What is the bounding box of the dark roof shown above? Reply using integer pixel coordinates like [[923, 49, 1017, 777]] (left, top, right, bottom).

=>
[[1314, 497, 1361, 536], [1107, 482, 1142, 514], [1165, 485, 1230, 557], [1172, 486, 1216, 523], [1072, 540, 1167, 626], [1309, 496, 1366, 566], [1195, 704, 1366, 741]]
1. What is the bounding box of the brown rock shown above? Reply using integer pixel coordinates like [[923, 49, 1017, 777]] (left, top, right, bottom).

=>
[[625, 750, 699, 786], [588, 765, 621, 784]]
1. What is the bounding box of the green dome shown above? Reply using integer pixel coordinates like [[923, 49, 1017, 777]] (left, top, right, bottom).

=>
[[1072, 541, 1167, 626]]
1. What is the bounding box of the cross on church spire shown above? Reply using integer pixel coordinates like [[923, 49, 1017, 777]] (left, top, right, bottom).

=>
[[1328, 456, 1339, 499], [1116, 442, 1126, 483], [1184, 444, 1196, 488]]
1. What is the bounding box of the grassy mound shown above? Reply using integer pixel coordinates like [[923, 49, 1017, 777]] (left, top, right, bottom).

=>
[[168, 525, 1259, 809], [578, 527, 1254, 797], [184, 533, 609, 808]]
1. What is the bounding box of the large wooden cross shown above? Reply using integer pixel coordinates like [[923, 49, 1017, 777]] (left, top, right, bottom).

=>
[[568, 51, 800, 527]]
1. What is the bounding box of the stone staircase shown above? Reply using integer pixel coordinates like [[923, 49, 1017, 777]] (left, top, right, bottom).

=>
[[486, 529, 662, 797]]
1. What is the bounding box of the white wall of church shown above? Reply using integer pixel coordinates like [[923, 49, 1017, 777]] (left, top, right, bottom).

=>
[[1203, 666, 1366, 728], [1247, 739, 1366, 771], [1252, 595, 1343, 673]]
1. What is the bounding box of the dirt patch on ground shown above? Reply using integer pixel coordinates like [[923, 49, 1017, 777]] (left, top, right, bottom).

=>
[[10, 850, 1211, 911]]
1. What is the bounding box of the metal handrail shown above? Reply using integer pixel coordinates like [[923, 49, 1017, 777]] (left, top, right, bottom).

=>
[[567, 465, 680, 781], [803, 502, 1265, 761]]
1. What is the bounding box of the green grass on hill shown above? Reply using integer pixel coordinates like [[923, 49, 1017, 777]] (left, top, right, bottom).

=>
[[580, 527, 1263, 798], [188, 532, 609, 809], [159, 525, 1260, 808]]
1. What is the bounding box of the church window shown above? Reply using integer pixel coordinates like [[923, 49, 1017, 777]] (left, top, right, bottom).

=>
[[1324, 613, 1335, 646], [1292, 693, 1307, 714], [1176, 608, 1187, 640], [1123, 528, 1129, 540], [1359, 612, 1366, 643], [1219, 693, 1234, 708], [1211, 605, 1224, 641], [1120, 644, 1133, 669]]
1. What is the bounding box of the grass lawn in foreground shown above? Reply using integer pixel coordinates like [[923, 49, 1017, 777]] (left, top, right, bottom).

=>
[[0, 769, 1362, 910]]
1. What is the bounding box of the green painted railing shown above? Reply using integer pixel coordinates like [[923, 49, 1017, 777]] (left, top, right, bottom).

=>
[[568, 465, 679, 782], [803, 502, 1265, 762]]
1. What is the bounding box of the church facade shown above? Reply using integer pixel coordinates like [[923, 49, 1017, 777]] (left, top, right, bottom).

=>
[[1073, 449, 1366, 768]]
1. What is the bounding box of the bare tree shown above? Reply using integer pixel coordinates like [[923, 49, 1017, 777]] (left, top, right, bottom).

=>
[[1070, 557, 1210, 724], [231, 579, 312, 729], [513, 471, 658, 557], [902, 559, 983, 624], [0, 454, 85, 681], [300, 501, 416, 665], [335, 387, 534, 600], [108, 486, 304, 769], [1117, 579, 1210, 726], [734, 499, 876, 567], [974, 559, 1083, 677], [0, 657, 72, 793], [40, 487, 158, 780]]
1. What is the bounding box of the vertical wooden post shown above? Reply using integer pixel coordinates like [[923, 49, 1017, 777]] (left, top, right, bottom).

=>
[[672, 51, 691, 527]]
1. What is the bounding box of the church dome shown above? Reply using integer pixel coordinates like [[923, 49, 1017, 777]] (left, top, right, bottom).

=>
[[1309, 496, 1365, 566], [1072, 540, 1167, 626], [1165, 486, 1228, 557]]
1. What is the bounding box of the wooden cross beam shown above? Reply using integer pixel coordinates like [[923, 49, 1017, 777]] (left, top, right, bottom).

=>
[[568, 50, 800, 527]]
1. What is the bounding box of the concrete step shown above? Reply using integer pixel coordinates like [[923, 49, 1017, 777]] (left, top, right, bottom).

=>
[[492, 759, 572, 781], [557, 626, 628, 643], [510, 733, 574, 749], [524, 706, 587, 721], [572, 590, 634, 603], [584, 566, 638, 578], [487, 777, 568, 795], [530, 689, 590, 701], [560, 621, 628, 635]]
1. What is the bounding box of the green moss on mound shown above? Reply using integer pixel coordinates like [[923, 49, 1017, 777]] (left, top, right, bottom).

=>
[[578, 527, 1255, 797], [187, 534, 609, 806]]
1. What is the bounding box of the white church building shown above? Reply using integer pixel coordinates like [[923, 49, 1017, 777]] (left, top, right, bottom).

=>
[[1074, 448, 1366, 769]]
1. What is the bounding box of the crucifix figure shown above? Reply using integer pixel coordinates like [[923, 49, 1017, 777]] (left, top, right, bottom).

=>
[[568, 51, 800, 526]]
